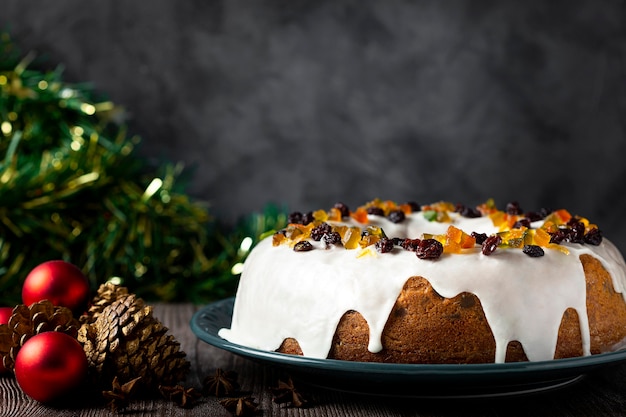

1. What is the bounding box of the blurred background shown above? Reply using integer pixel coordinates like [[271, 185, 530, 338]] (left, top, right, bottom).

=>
[[1, 0, 625, 252]]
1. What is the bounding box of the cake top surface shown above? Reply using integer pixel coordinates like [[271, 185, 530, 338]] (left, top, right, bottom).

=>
[[272, 198, 603, 259]]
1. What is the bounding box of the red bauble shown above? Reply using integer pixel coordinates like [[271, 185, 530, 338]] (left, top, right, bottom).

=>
[[0, 306, 13, 373], [22, 260, 90, 313], [0, 307, 12, 324], [14, 332, 88, 403]]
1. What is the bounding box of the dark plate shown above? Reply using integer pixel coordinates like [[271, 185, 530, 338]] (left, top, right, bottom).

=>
[[190, 298, 626, 399]]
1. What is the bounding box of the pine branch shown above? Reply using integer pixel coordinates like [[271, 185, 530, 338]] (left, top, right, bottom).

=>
[[0, 32, 287, 304]]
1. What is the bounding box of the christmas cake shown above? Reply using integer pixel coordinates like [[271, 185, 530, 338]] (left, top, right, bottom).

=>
[[218, 200, 626, 364]]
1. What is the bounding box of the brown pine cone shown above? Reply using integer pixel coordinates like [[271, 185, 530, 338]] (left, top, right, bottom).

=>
[[80, 282, 130, 324], [0, 300, 80, 372], [78, 293, 190, 392]]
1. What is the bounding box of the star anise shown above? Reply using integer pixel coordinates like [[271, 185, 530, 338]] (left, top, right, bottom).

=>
[[158, 384, 201, 408], [102, 376, 142, 412], [270, 377, 310, 408], [203, 368, 240, 397], [219, 396, 259, 416]]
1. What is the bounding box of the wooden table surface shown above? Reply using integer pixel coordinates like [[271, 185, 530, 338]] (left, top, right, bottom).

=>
[[2, 303, 626, 416]]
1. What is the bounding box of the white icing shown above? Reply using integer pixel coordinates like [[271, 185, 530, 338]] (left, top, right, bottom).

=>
[[218, 213, 626, 363]]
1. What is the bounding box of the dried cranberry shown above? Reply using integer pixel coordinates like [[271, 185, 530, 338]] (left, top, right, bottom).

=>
[[471, 232, 488, 245], [584, 228, 603, 245], [375, 238, 394, 253], [333, 202, 350, 218], [301, 211, 314, 225], [416, 239, 443, 260], [513, 218, 531, 229], [464, 207, 482, 218], [538, 207, 553, 218], [456, 204, 481, 218], [569, 221, 585, 243], [481, 235, 502, 256], [405, 201, 421, 212], [401, 238, 421, 251], [293, 241, 313, 252], [388, 210, 405, 224], [506, 201, 523, 215], [288, 211, 303, 225], [550, 229, 568, 244], [322, 231, 342, 246], [524, 211, 543, 223], [566, 217, 579, 226], [522, 244, 544, 257], [366, 207, 385, 216], [310, 223, 332, 241]]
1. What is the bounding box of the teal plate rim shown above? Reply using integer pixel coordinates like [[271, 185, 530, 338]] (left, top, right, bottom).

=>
[[190, 297, 626, 398]]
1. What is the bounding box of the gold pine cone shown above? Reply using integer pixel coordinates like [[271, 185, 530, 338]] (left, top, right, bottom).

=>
[[0, 300, 80, 372], [78, 293, 190, 391], [80, 282, 130, 324]]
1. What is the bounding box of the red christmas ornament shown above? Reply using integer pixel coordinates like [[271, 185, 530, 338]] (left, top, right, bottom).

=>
[[14, 332, 88, 403], [0, 306, 13, 373], [0, 306, 12, 325], [22, 260, 90, 313]]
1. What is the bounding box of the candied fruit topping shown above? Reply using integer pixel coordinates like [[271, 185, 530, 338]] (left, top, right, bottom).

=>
[[272, 232, 286, 246], [399, 203, 414, 215], [360, 234, 381, 248], [530, 228, 552, 247], [350, 207, 369, 224], [423, 210, 437, 222], [327, 207, 343, 222], [421, 201, 455, 223], [443, 225, 476, 254], [477, 198, 498, 215], [497, 228, 527, 248], [342, 226, 362, 250], [362, 225, 386, 238], [271, 199, 603, 260], [313, 209, 329, 223]]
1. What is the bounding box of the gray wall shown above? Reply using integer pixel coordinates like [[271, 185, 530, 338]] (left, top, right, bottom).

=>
[[2, 1, 626, 250]]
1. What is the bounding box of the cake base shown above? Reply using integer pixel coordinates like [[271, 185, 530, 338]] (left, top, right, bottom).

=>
[[278, 254, 626, 363]]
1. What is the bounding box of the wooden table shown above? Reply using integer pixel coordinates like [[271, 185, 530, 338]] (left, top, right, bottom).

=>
[[2, 303, 626, 416]]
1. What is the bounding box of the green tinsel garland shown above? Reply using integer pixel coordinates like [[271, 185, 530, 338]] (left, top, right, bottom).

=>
[[0, 32, 286, 305]]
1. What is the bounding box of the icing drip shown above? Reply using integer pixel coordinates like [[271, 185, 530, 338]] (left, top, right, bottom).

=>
[[219, 213, 626, 363]]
